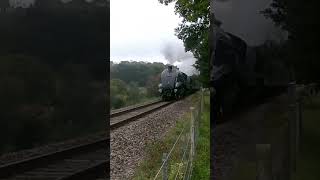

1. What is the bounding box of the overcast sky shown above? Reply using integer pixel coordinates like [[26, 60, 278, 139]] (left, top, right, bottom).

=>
[[212, 0, 287, 46], [110, 0, 198, 75], [7, 0, 199, 75]]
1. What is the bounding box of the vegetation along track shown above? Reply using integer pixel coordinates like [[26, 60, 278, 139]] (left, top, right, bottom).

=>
[[0, 100, 173, 180]]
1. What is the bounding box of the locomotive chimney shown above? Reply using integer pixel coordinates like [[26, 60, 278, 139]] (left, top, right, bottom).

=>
[[168, 65, 173, 72]]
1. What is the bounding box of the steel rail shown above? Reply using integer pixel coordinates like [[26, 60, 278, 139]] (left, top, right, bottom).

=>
[[110, 99, 162, 118], [0, 138, 108, 180], [0, 97, 184, 179], [110, 101, 174, 130]]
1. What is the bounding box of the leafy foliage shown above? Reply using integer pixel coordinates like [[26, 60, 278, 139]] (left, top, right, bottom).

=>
[[0, 0, 107, 153], [261, 0, 320, 82], [111, 61, 164, 86], [159, 0, 210, 86], [0, 0, 108, 79], [110, 61, 165, 109]]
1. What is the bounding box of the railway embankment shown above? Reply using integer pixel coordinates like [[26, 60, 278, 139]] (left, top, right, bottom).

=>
[[214, 85, 320, 180], [110, 94, 196, 180], [132, 91, 210, 180]]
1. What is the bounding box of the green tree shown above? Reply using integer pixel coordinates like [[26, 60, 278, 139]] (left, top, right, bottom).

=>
[[0, 1, 108, 153], [110, 61, 165, 109], [111, 61, 165, 86], [146, 74, 161, 97], [159, 0, 210, 86], [261, 0, 320, 82], [110, 79, 129, 109], [0, 55, 55, 152]]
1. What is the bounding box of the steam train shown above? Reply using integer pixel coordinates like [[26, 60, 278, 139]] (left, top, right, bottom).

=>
[[211, 25, 290, 117], [158, 65, 198, 101]]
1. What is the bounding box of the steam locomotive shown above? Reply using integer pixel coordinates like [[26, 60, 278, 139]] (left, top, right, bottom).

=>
[[158, 65, 198, 101], [211, 25, 290, 117]]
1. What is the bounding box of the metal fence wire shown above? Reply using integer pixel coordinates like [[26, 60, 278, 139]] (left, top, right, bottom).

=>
[[153, 89, 205, 180], [256, 82, 319, 180]]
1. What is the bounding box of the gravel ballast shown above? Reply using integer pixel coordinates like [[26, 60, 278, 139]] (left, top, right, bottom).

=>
[[110, 95, 195, 180], [0, 94, 197, 180]]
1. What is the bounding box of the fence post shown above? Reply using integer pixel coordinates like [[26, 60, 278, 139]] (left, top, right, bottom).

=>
[[297, 98, 302, 153], [197, 106, 200, 144], [190, 107, 195, 157], [256, 144, 272, 180], [288, 82, 296, 104], [181, 133, 185, 159], [201, 88, 204, 113], [283, 126, 291, 180], [276, 126, 290, 180], [288, 82, 298, 174], [296, 101, 301, 156], [162, 153, 168, 180]]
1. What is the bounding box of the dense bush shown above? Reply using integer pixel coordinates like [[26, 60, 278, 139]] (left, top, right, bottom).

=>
[[110, 61, 165, 109], [0, 0, 108, 154], [0, 55, 106, 153]]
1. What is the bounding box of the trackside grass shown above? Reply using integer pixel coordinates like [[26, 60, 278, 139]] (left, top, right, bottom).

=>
[[294, 95, 320, 180], [229, 95, 320, 180], [132, 92, 210, 180], [191, 95, 210, 180]]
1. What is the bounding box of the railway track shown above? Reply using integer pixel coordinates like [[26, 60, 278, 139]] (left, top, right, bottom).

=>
[[110, 99, 162, 118], [0, 100, 173, 180], [0, 137, 108, 180], [110, 100, 173, 130]]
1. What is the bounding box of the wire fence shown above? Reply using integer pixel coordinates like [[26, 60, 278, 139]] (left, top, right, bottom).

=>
[[256, 82, 319, 180], [153, 89, 205, 180]]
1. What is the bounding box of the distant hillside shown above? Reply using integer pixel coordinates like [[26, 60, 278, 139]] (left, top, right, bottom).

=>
[[111, 61, 165, 86], [110, 61, 166, 109]]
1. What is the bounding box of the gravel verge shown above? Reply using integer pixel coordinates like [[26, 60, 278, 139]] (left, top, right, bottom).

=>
[[110, 95, 195, 180]]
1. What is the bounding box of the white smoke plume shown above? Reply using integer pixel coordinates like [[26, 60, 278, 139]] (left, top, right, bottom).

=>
[[160, 41, 194, 65], [160, 41, 198, 75]]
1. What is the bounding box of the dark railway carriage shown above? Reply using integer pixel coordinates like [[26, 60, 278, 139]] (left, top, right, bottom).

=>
[[188, 76, 201, 92], [211, 25, 290, 119]]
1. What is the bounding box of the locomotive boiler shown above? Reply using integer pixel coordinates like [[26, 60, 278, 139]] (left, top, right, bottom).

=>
[[158, 65, 191, 101]]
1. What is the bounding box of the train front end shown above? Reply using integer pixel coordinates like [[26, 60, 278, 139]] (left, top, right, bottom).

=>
[[211, 27, 248, 118], [159, 66, 178, 101]]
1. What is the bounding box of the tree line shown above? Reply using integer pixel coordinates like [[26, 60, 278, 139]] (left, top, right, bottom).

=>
[[261, 0, 319, 83], [110, 61, 165, 109], [0, 0, 107, 154]]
